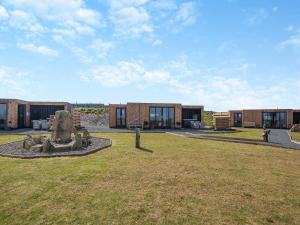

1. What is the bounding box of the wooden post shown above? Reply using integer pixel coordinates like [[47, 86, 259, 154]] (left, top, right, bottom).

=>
[[136, 128, 140, 148]]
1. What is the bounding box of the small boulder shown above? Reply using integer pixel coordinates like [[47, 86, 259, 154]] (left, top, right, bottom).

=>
[[42, 138, 53, 152]]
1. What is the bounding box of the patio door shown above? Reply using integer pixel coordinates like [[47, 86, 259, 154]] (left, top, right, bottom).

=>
[[18, 104, 26, 128], [262, 112, 287, 129], [116, 108, 126, 128]]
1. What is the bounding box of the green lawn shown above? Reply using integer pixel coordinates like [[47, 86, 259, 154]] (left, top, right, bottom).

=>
[[290, 131, 300, 142], [198, 128, 263, 141], [0, 133, 300, 225]]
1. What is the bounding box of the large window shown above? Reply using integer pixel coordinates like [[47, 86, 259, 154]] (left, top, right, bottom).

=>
[[0, 104, 7, 129], [182, 108, 201, 128], [262, 112, 287, 129], [234, 112, 242, 127], [149, 107, 175, 129], [116, 108, 126, 128]]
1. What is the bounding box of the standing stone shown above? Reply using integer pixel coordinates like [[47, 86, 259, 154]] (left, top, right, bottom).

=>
[[136, 128, 140, 148], [51, 110, 73, 144]]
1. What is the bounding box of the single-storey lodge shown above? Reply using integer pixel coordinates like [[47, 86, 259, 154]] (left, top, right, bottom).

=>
[[227, 109, 300, 129], [109, 102, 204, 129], [0, 98, 72, 129]]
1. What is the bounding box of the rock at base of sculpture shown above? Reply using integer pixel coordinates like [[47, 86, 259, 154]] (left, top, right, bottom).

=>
[[82, 130, 91, 147], [72, 133, 82, 150], [42, 138, 53, 152], [51, 110, 73, 144], [23, 135, 43, 150]]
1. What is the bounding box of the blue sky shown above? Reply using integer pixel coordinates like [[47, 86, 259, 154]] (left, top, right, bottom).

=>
[[0, 0, 299, 111]]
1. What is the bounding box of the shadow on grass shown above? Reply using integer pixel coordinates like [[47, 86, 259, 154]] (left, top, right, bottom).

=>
[[137, 147, 153, 153]]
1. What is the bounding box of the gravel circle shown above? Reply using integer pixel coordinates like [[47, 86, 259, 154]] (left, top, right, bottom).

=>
[[0, 137, 112, 159]]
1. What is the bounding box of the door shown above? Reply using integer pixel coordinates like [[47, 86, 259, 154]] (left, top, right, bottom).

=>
[[116, 108, 126, 128], [18, 104, 26, 128], [234, 112, 242, 127], [294, 112, 300, 124]]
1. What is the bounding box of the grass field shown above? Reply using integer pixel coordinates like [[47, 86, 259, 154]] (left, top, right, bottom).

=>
[[198, 128, 263, 141], [78, 107, 107, 115], [0, 133, 300, 224], [290, 131, 300, 142]]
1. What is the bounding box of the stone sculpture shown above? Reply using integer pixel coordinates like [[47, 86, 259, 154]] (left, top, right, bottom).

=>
[[51, 110, 73, 144], [23, 110, 92, 152]]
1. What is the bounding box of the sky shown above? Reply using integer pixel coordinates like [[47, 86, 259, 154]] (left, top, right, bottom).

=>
[[0, 0, 299, 111]]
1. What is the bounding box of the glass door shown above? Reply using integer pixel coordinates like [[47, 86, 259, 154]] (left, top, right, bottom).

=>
[[234, 112, 242, 127], [116, 108, 126, 128], [18, 104, 26, 128], [263, 112, 287, 128]]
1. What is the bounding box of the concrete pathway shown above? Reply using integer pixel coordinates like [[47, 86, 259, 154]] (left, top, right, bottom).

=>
[[168, 129, 300, 150], [268, 129, 300, 150]]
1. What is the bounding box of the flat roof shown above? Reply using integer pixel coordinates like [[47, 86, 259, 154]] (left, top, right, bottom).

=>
[[229, 108, 298, 111], [0, 98, 70, 104]]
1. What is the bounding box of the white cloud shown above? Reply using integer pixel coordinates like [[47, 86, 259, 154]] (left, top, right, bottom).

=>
[[2, 0, 102, 37], [109, 4, 153, 37], [150, 0, 177, 11], [8, 10, 45, 33], [0, 5, 9, 19], [0, 66, 31, 98], [279, 31, 300, 50], [175, 1, 198, 27], [144, 71, 170, 82], [297, 79, 300, 88], [72, 38, 113, 63], [152, 39, 162, 46], [72, 47, 92, 63], [84, 61, 145, 87], [80, 58, 300, 111], [106, 0, 199, 37], [17, 43, 59, 57], [218, 41, 237, 52], [246, 8, 268, 25], [4, 0, 101, 25], [91, 39, 114, 58]]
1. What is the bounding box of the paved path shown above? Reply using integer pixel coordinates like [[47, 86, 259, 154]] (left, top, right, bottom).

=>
[[168, 129, 300, 150], [268, 129, 300, 150]]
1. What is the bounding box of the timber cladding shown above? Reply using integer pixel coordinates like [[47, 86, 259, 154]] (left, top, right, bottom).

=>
[[109, 102, 204, 129], [1, 99, 71, 129], [228, 109, 298, 128]]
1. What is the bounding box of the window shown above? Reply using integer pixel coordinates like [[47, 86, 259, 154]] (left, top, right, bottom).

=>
[[149, 107, 175, 128], [262, 112, 287, 128], [0, 104, 7, 129]]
